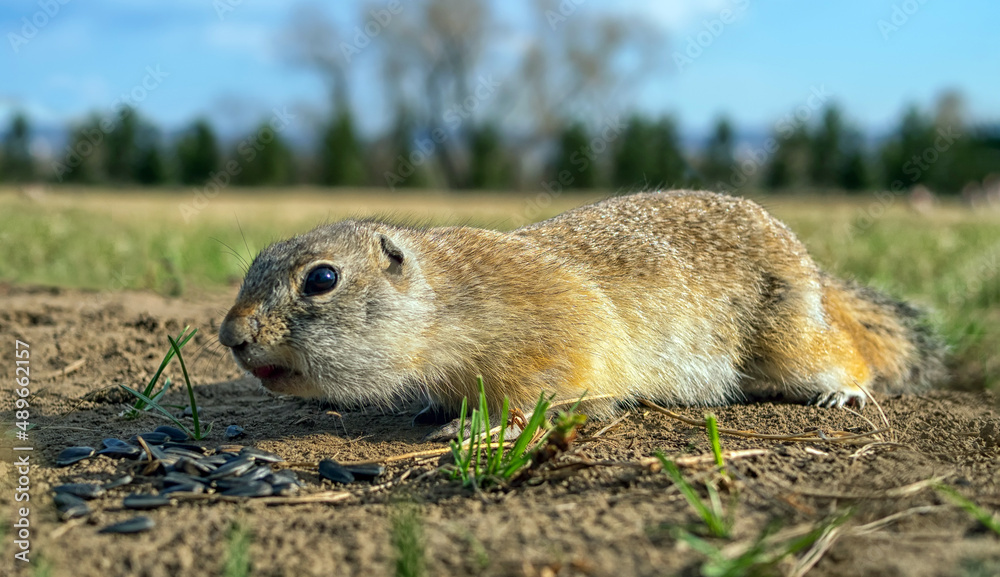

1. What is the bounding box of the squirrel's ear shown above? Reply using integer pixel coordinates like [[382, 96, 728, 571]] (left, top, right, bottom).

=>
[[379, 235, 404, 275]]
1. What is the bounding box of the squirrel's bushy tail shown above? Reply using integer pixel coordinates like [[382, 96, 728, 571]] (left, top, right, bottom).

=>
[[822, 274, 947, 393]]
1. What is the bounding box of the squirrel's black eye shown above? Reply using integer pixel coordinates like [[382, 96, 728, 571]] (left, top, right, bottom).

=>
[[303, 265, 339, 296]]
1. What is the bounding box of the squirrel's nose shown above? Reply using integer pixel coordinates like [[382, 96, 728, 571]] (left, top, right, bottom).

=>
[[219, 308, 255, 349]]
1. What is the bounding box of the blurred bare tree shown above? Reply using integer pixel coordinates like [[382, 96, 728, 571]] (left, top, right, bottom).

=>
[[278, 0, 668, 189], [278, 4, 366, 185], [377, 0, 490, 188], [518, 0, 665, 138], [278, 3, 351, 112]]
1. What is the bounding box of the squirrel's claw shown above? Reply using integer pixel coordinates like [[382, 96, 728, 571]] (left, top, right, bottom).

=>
[[812, 389, 867, 409]]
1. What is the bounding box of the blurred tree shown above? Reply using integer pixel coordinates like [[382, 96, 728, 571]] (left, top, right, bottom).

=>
[[279, 0, 670, 191], [1, 113, 35, 182], [613, 115, 688, 190], [879, 105, 935, 190], [382, 106, 429, 189], [933, 90, 964, 132], [175, 119, 220, 185], [765, 124, 810, 190], [808, 105, 844, 187], [279, 3, 351, 117], [519, 2, 667, 144], [923, 91, 996, 193], [377, 0, 490, 189], [317, 110, 366, 186], [551, 122, 598, 190], [700, 116, 735, 186], [836, 129, 870, 191], [59, 116, 104, 184], [469, 122, 509, 190], [234, 121, 296, 186], [613, 115, 653, 190], [104, 106, 138, 183], [949, 124, 1000, 193], [133, 122, 168, 185], [764, 149, 791, 190], [649, 117, 688, 187], [837, 149, 870, 191], [281, 3, 392, 187]]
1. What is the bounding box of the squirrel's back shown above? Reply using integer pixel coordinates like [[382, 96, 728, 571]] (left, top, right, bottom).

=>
[[219, 190, 947, 414]]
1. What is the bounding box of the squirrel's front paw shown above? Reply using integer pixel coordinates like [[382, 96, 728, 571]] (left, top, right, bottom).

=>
[[811, 389, 867, 409]]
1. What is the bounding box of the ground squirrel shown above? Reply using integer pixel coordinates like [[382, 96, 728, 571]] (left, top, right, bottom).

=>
[[219, 190, 946, 417]]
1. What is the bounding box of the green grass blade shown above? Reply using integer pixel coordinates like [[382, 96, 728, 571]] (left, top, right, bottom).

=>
[[498, 395, 553, 478], [706, 484, 726, 535], [149, 378, 171, 403], [781, 511, 850, 558], [168, 334, 203, 439], [223, 522, 253, 577], [706, 413, 724, 470], [118, 384, 194, 438], [469, 407, 483, 484], [491, 396, 510, 476], [477, 377, 492, 469], [673, 528, 725, 560], [391, 505, 425, 577], [657, 453, 730, 538], [133, 326, 196, 411], [937, 484, 1000, 535], [565, 390, 588, 414], [507, 392, 550, 458], [450, 397, 470, 482]]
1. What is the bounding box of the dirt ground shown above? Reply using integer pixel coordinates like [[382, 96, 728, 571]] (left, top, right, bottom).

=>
[[2, 284, 999, 577]]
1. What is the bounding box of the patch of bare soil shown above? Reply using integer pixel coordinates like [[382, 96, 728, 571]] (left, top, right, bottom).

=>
[[1, 285, 999, 577]]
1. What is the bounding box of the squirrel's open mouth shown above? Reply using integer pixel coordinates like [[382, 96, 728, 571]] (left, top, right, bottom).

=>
[[246, 363, 320, 396], [250, 365, 293, 380]]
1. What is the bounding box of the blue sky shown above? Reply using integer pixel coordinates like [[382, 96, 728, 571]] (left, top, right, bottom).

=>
[[1, 0, 997, 145]]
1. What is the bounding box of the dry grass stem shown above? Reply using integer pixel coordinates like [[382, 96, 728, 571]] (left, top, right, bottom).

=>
[[850, 505, 945, 535], [792, 475, 948, 499], [848, 442, 909, 460], [37, 358, 86, 380]]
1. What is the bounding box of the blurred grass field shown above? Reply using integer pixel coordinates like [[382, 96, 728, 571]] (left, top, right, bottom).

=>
[[2, 186, 998, 389]]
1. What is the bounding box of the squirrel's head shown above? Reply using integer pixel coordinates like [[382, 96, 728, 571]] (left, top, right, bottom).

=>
[[218, 221, 432, 405]]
